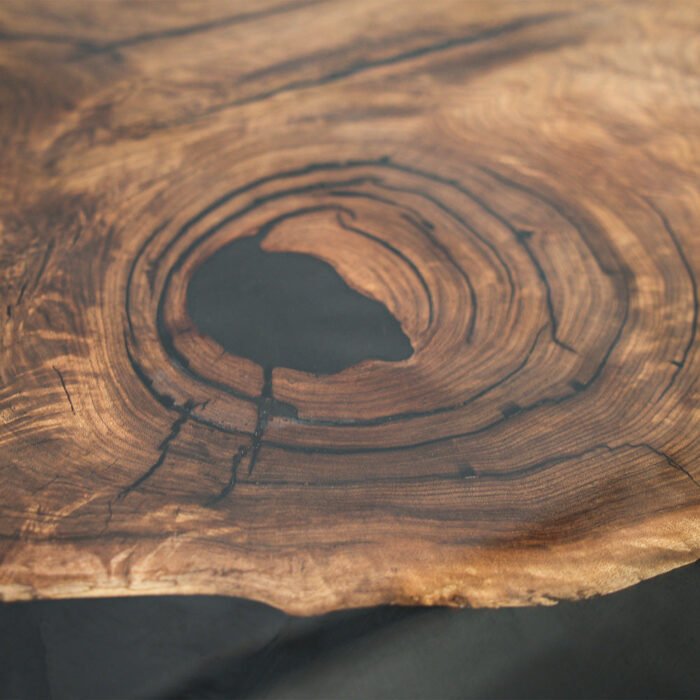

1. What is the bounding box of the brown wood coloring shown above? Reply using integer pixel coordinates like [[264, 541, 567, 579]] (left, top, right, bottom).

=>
[[1, 0, 699, 614]]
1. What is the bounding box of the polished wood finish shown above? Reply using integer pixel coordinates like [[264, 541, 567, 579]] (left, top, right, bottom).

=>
[[1, 0, 699, 614]]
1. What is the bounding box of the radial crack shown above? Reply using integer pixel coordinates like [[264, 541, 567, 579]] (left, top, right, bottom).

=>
[[117, 399, 195, 499], [52, 366, 75, 414], [628, 442, 700, 490], [642, 197, 698, 401], [207, 367, 274, 505]]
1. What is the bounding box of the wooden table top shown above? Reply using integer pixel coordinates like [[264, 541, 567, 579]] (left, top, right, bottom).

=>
[[1, 0, 699, 614]]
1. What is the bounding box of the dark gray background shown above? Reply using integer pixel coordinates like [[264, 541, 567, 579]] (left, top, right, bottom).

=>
[[1, 561, 698, 699]]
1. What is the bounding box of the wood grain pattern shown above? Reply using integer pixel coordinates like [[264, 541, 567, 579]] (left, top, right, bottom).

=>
[[1, 0, 699, 614]]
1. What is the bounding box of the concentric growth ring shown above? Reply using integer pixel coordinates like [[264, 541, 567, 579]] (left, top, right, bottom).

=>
[[125, 157, 627, 462]]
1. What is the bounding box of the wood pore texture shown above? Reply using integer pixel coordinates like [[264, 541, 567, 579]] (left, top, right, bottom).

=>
[[1, 0, 699, 615]]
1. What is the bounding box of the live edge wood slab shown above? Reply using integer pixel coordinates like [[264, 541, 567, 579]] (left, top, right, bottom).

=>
[[1, 0, 699, 615]]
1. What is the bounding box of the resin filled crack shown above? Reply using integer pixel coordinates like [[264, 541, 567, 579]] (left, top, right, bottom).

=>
[[185, 231, 414, 499], [185, 235, 414, 375]]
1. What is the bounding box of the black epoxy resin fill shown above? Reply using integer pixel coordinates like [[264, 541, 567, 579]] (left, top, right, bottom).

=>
[[186, 236, 413, 375]]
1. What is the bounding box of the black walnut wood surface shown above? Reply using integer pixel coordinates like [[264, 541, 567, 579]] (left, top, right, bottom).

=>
[[1, 0, 699, 614]]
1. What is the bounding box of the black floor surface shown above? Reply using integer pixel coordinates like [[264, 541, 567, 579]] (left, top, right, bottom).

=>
[[1, 561, 698, 699]]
